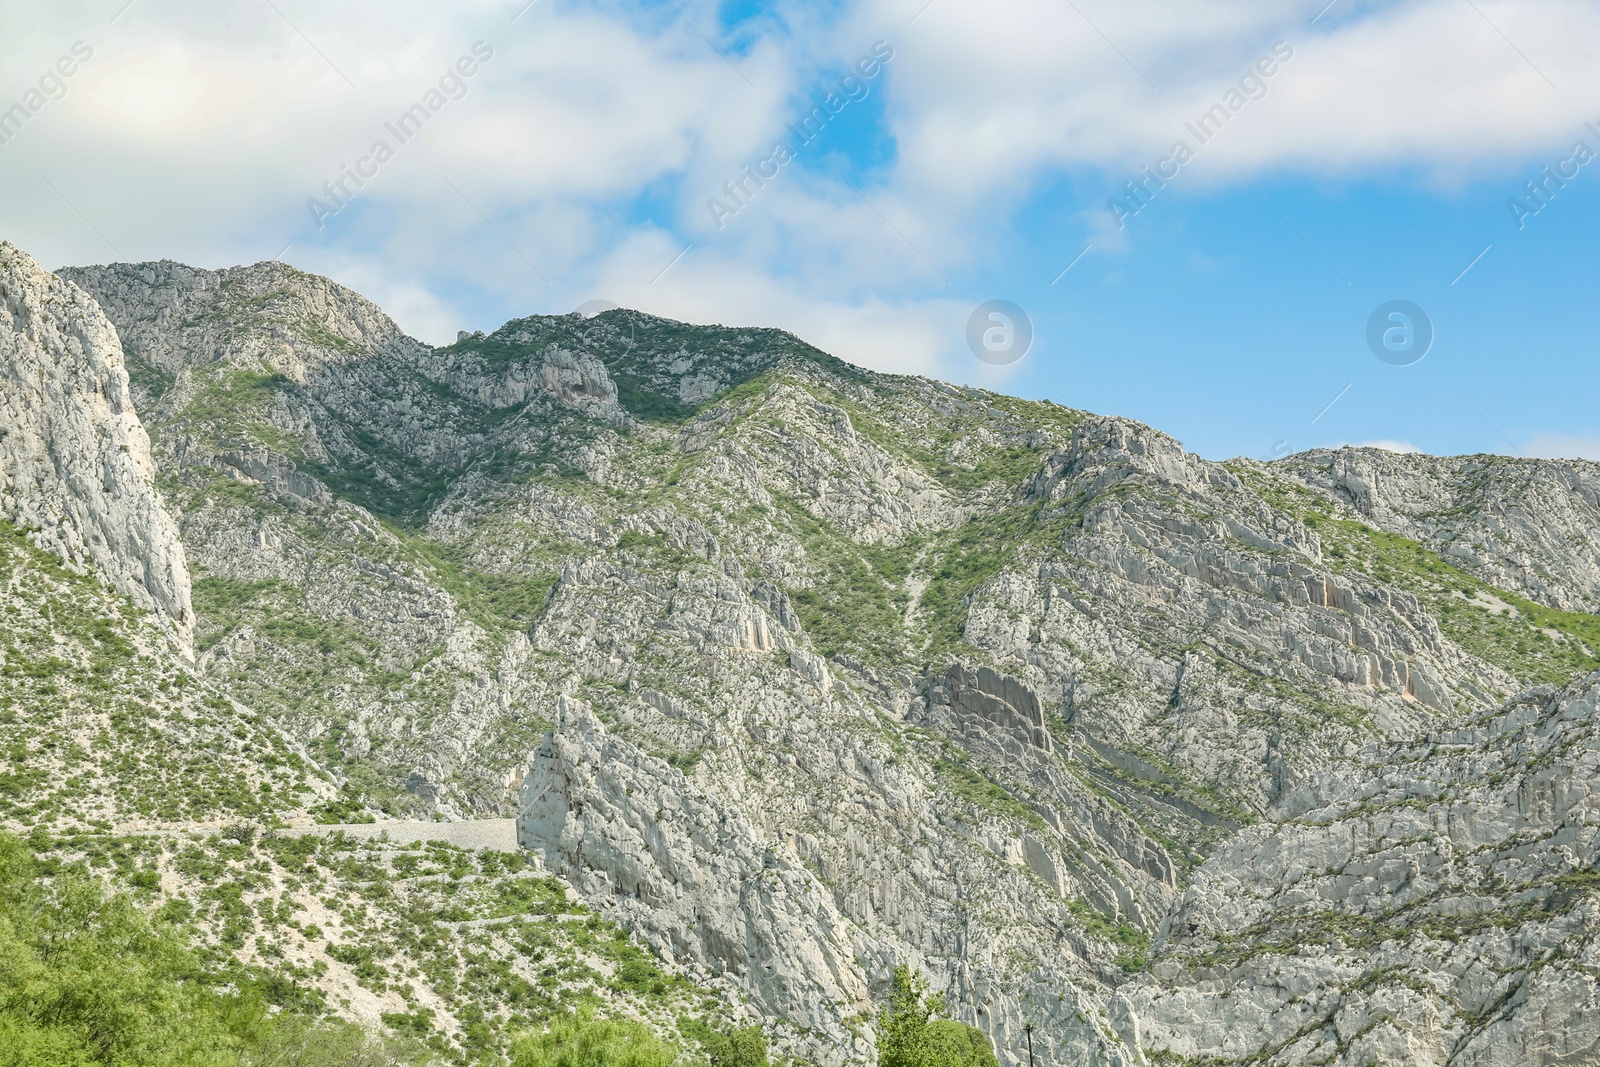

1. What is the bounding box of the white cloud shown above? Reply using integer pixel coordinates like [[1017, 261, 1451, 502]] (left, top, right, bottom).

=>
[[0, 0, 1596, 374], [1520, 433, 1600, 461], [864, 0, 1600, 199]]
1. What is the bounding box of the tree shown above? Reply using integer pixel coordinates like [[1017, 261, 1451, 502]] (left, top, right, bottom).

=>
[[876, 966, 997, 1067], [700, 1026, 769, 1067]]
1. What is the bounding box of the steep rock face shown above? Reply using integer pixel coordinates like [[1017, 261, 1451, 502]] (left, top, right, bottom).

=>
[[519, 699, 875, 1066], [984, 415, 1492, 828], [932, 665, 1053, 756], [1286, 446, 1600, 613], [1127, 673, 1600, 1066], [0, 242, 191, 642], [432, 342, 623, 420], [521, 554, 1161, 1067]]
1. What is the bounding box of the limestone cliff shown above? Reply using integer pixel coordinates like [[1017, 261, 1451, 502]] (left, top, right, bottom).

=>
[[0, 242, 191, 644], [1127, 672, 1600, 1065]]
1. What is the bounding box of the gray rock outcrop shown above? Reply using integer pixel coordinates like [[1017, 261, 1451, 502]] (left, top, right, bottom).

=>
[[518, 698, 875, 1065], [0, 242, 192, 643], [218, 446, 332, 507], [930, 664, 1053, 755]]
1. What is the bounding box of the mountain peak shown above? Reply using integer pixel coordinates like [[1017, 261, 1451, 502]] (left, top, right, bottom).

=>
[[443, 307, 851, 423]]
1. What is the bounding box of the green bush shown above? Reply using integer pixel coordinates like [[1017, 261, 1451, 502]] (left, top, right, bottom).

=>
[[510, 1011, 682, 1067], [877, 966, 997, 1067], [699, 1026, 768, 1067]]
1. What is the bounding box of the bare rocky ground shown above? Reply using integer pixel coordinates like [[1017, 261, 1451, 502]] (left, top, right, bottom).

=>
[[2, 237, 1598, 1064]]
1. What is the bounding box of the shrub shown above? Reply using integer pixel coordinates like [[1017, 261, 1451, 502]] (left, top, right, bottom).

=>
[[510, 1011, 682, 1067], [700, 1026, 768, 1067], [877, 966, 997, 1067]]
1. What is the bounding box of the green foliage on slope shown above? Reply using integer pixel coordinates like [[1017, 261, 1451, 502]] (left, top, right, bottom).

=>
[[0, 831, 421, 1067], [0, 521, 313, 832], [508, 1012, 681, 1067], [875, 966, 997, 1067], [11, 826, 763, 1066], [1312, 515, 1600, 683]]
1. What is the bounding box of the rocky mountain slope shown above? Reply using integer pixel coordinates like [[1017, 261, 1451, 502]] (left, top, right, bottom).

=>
[[3, 238, 1597, 1065], [1126, 670, 1600, 1066], [0, 243, 764, 1065]]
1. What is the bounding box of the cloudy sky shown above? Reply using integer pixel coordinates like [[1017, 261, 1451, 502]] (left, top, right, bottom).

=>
[[0, 0, 1595, 460]]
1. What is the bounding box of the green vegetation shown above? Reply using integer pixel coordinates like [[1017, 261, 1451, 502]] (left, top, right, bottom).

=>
[[122, 353, 176, 404], [0, 824, 762, 1066], [0, 520, 309, 830], [875, 966, 997, 1067], [442, 312, 856, 426], [684, 1023, 769, 1067], [0, 832, 421, 1066], [828, 390, 1077, 495], [310, 787, 376, 824], [916, 505, 1060, 659], [182, 368, 292, 427], [610, 373, 697, 423], [297, 406, 459, 526], [398, 537, 558, 634], [295, 318, 360, 353], [773, 490, 1069, 667], [777, 496, 915, 663], [932, 759, 1047, 833], [1066, 898, 1151, 973], [754, 381, 1084, 666], [509, 1012, 680, 1067]]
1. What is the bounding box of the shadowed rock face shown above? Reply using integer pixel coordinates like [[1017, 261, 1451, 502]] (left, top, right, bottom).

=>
[[0, 242, 191, 644], [35, 249, 1600, 1066], [219, 446, 332, 507], [933, 664, 1053, 755]]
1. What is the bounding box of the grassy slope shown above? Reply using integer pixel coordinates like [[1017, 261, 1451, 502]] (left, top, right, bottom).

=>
[[0, 520, 315, 832]]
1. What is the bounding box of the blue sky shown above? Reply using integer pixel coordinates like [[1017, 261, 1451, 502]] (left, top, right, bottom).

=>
[[0, 0, 1595, 460]]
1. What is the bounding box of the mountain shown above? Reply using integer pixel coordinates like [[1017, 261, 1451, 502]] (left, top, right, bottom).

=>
[[2, 238, 1597, 1065]]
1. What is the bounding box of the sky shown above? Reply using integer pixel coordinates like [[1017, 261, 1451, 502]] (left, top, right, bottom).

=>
[[0, 0, 1595, 461]]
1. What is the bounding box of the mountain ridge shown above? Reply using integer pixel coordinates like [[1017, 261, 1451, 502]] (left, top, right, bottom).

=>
[[2, 240, 1597, 1065]]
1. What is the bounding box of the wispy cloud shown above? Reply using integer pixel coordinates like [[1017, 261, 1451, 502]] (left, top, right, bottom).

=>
[[1519, 433, 1600, 462]]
